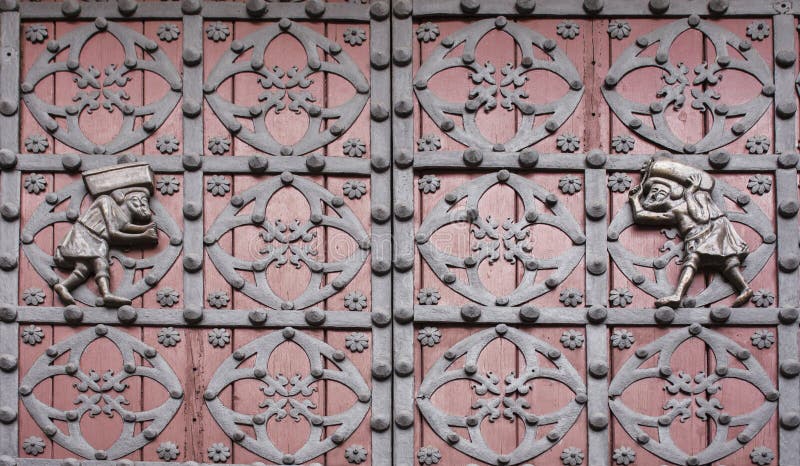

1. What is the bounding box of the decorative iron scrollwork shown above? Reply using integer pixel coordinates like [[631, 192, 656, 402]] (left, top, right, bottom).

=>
[[609, 325, 777, 465], [21, 166, 183, 307], [603, 17, 772, 153], [417, 325, 586, 464], [413, 17, 584, 151], [204, 20, 370, 157], [20, 325, 183, 460], [416, 171, 584, 306], [21, 19, 182, 154], [204, 328, 370, 464], [205, 173, 369, 310]]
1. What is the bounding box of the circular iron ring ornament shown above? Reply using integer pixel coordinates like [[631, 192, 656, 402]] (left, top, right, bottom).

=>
[[21, 20, 182, 154], [417, 326, 586, 465], [416, 171, 585, 306], [609, 326, 777, 465], [21, 180, 184, 306], [20, 325, 183, 460], [413, 17, 584, 151], [608, 176, 775, 306], [204, 20, 370, 156], [602, 17, 772, 153], [205, 174, 370, 310], [205, 328, 371, 464]]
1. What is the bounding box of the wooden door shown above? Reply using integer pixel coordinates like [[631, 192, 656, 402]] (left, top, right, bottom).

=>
[[0, 1, 797, 466]]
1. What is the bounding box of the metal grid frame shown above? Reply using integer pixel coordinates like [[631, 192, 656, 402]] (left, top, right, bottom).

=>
[[0, 0, 797, 465], [0, 1, 392, 465], [393, 1, 800, 466]]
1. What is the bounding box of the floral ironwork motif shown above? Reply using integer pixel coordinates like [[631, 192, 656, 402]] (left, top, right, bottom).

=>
[[205, 173, 368, 310], [21, 177, 183, 306], [609, 325, 777, 465], [413, 17, 584, 151], [21, 20, 182, 154], [204, 20, 369, 157], [416, 171, 584, 306], [417, 325, 586, 464], [20, 325, 182, 460], [603, 17, 773, 153], [608, 172, 775, 307], [204, 328, 370, 464]]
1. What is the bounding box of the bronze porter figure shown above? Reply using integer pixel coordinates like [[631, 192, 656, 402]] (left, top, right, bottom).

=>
[[53, 163, 159, 307], [628, 159, 753, 308]]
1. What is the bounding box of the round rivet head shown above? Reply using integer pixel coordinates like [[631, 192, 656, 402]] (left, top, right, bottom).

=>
[[371, 416, 390, 431], [371, 103, 389, 121], [0, 149, 16, 170], [372, 362, 392, 380], [305, 153, 325, 172], [460, 0, 480, 13], [181, 0, 202, 14], [707, 0, 728, 14], [779, 255, 800, 272], [589, 361, 609, 378], [118, 0, 137, 15], [781, 412, 800, 429], [0, 307, 16, 323], [245, 0, 267, 16], [761, 84, 776, 97], [183, 307, 203, 324], [518, 150, 539, 168], [182, 100, 201, 118], [395, 410, 413, 428], [779, 308, 799, 323], [587, 306, 607, 324], [659, 366, 673, 377], [248, 309, 267, 325], [0, 203, 18, 221], [688, 323, 702, 335], [737, 349, 751, 360], [61, 0, 81, 17], [779, 200, 799, 218], [0, 354, 17, 372], [636, 433, 650, 444], [0, 407, 14, 424], [654, 307, 675, 325], [393, 0, 412, 17], [461, 304, 481, 322], [304, 0, 325, 17], [781, 359, 800, 377], [62, 154, 82, 172], [542, 39, 557, 52], [583, 0, 603, 13], [370, 1, 389, 19], [777, 102, 796, 119], [0, 255, 16, 271], [738, 40, 751, 51], [395, 359, 413, 376], [649, 0, 670, 13], [778, 152, 799, 168], [709, 307, 730, 323], [463, 148, 483, 166], [182, 47, 202, 67], [0, 99, 17, 116], [586, 149, 606, 167], [765, 390, 780, 402], [117, 306, 137, 324], [709, 151, 730, 168], [394, 99, 413, 117], [64, 306, 83, 324], [515, 0, 535, 13], [519, 305, 540, 323], [586, 202, 606, 220], [589, 413, 608, 430], [776, 50, 796, 68], [304, 308, 325, 326]]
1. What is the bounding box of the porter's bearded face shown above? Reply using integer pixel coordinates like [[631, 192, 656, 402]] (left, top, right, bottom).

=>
[[642, 182, 672, 211], [125, 192, 152, 222]]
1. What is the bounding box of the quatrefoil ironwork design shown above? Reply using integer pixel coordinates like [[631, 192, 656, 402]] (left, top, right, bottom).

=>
[[20, 325, 183, 460], [204, 328, 371, 464], [416, 171, 585, 306], [205, 174, 370, 310], [413, 17, 584, 151], [610, 325, 777, 465], [603, 17, 773, 153], [417, 325, 586, 465], [204, 19, 370, 156], [21, 20, 182, 154]]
